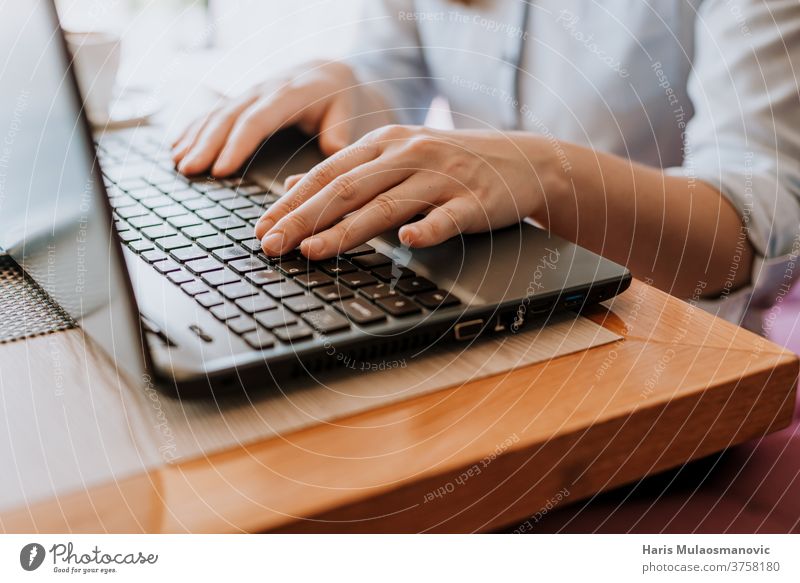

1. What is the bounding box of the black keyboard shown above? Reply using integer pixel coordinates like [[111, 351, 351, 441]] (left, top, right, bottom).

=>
[[95, 131, 461, 351]]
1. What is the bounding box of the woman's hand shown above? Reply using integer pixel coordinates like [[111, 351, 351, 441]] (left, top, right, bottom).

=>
[[255, 125, 550, 259], [171, 60, 393, 177]]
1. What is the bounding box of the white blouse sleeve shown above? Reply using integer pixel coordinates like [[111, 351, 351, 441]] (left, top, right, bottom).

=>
[[345, 0, 436, 125], [664, 0, 800, 329]]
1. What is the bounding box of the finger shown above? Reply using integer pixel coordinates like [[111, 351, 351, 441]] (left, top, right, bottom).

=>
[[299, 178, 432, 260], [255, 141, 379, 241], [398, 198, 475, 248], [283, 173, 305, 191], [212, 89, 315, 176], [260, 161, 409, 254], [178, 95, 259, 175], [171, 115, 212, 164]]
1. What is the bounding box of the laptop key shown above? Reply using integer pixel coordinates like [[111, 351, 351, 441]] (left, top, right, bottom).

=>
[[314, 284, 354, 302], [212, 245, 250, 262], [108, 194, 137, 209], [237, 184, 269, 196], [245, 268, 284, 286], [376, 297, 421, 317], [255, 308, 297, 329], [396, 277, 436, 295], [201, 268, 240, 287], [128, 239, 154, 253], [416, 290, 461, 309], [170, 245, 207, 262], [182, 223, 217, 239], [196, 206, 230, 221], [141, 224, 178, 240], [338, 271, 378, 288], [240, 238, 263, 253], [246, 193, 278, 206], [359, 283, 398, 301], [277, 260, 311, 276], [234, 294, 277, 314], [352, 253, 392, 269], [154, 204, 188, 219], [335, 297, 386, 325], [221, 198, 254, 211], [211, 216, 247, 231], [272, 324, 314, 343], [140, 194, 174, 209], [128, 213, 163, 229], [166, 187, 201, 203], [242, 328, 275, 350], [141, 249, 168, 264], [190, 177, 224, 193], [167, 213, 202, 228], [372, 265, 415, 282], [116, 204, 149, 219], [341, 243, 374, 257], [263, 280, 305, 300], [210, 302, 243, 322], [182, 197, 216, 211], [226, 226, 258, 242], [302, 308, 350, 334], [185, 257, 224, 275], [294, 271, 333, 289], [229, 257, 270, 274], [227, 316, 258, 335], [154, 259, 181, 274], [167, 269, 194, 285], [317, 258, 356, 276], [181, 281, 211, 297], [283, 294, 324, 313], [206, 188, 238, 202], [235, 206, 265, 220], [196, 291, 225, 308], [196, 234, 233, 251], [118, 230, 141, 243], [156, 235, 192, 251], [218, 281, 259, 300]]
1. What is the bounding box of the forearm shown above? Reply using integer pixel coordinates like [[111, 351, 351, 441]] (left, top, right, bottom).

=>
[[521, 134, 754, 298]]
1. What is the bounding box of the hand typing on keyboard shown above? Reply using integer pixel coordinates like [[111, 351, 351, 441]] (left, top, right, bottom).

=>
[[171, 60, 392, 177]]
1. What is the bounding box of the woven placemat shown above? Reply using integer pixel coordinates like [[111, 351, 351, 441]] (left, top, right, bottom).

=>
[[0, 255, 75, 343]]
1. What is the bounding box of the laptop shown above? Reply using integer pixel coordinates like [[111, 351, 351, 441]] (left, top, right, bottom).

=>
[[0, 1, 631, 397]]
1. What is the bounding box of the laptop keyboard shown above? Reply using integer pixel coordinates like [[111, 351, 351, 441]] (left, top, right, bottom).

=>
[[95, 130, 461, 351]]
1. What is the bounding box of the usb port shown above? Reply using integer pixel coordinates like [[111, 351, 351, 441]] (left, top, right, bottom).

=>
[[455, 319, 484, 341], [563, 293, 584, 308]]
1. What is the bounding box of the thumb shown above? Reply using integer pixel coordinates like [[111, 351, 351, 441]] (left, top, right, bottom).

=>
[[317, 99, 351, 155]]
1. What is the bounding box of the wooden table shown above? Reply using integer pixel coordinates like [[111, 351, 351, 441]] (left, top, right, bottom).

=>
[[0, 280, 796, 533]]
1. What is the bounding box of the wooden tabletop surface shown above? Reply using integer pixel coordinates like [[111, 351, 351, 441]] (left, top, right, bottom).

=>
[[1, 279, 796, 533]]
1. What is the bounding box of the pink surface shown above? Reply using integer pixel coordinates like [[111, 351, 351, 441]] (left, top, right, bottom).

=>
[[519, 300, 800, 534]]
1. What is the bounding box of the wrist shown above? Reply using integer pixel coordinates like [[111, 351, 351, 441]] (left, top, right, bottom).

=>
[[515, 132, 572, 226]]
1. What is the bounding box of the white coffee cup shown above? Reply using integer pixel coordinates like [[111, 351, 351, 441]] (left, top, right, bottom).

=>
[[64, 30, 121, 124]]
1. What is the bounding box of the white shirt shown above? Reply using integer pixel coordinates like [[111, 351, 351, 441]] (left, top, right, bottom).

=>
[[348, 0, 800, 331]]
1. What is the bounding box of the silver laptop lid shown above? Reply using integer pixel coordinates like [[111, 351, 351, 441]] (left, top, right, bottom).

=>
[[0, 0, 148, 383]]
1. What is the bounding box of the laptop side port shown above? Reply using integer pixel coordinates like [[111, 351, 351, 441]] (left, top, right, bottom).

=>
[[455, 319, 484, 341], [563, 293, 585, 309]]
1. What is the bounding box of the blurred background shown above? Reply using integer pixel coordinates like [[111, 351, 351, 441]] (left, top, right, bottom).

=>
[[55, 0, 365, 96]]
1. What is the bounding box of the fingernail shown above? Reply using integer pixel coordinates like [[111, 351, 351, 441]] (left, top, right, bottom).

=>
[[400, 225, 420, 246], [302, 237, 325, 257], [261, 232, 285, 255]]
